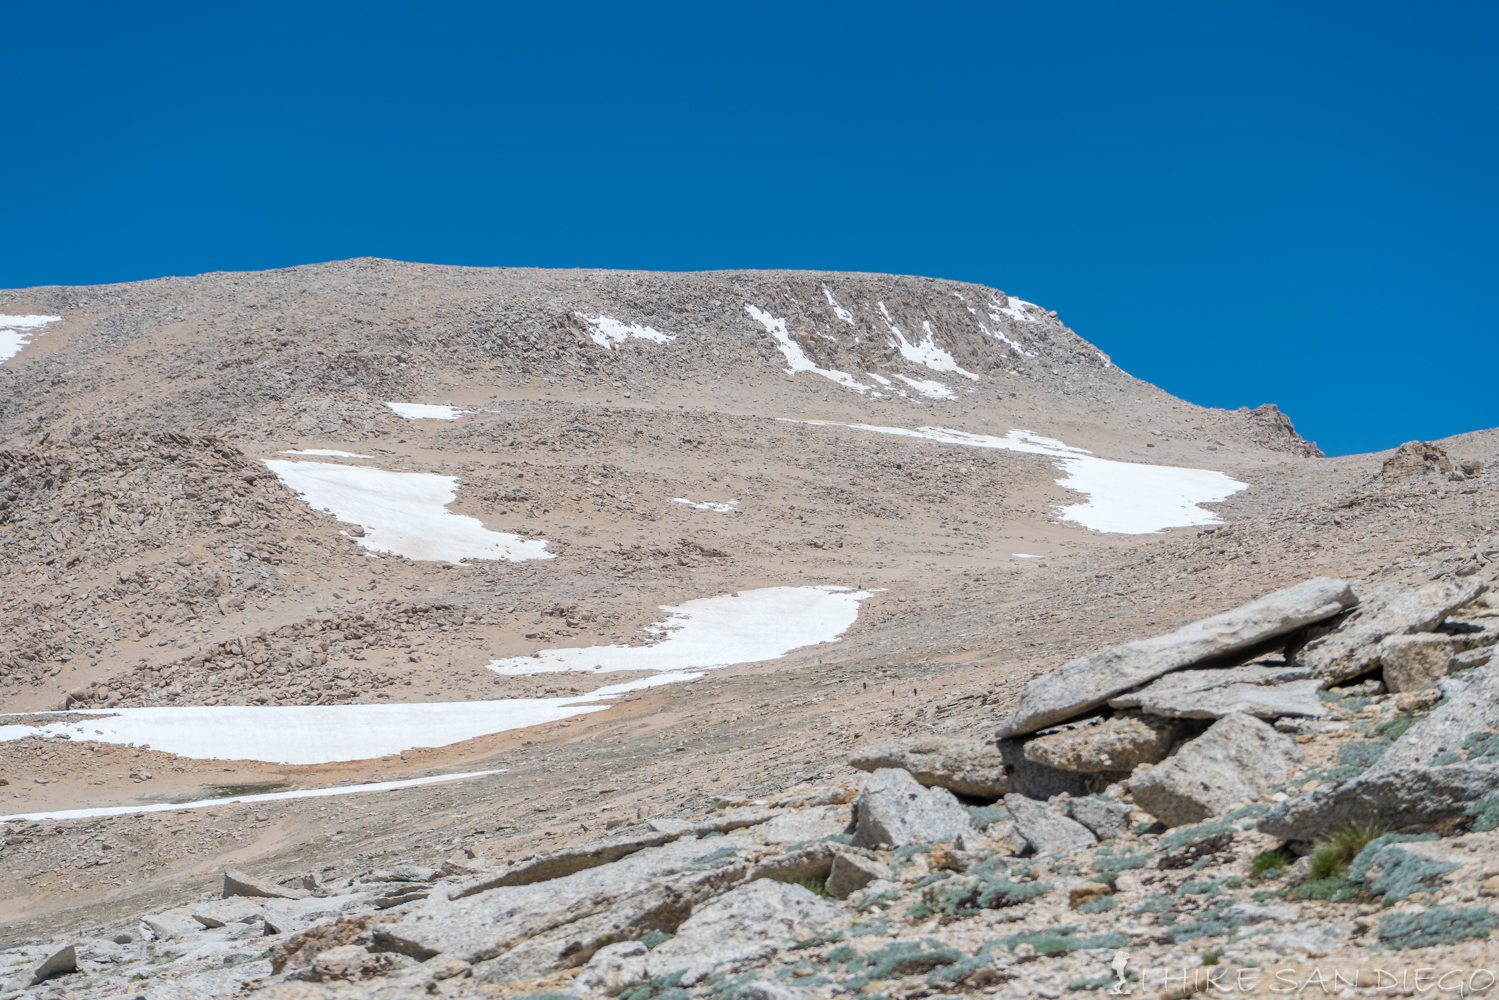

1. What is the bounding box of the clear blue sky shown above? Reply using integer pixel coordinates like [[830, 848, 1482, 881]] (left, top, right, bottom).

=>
[[5, 2, 1494, 456]]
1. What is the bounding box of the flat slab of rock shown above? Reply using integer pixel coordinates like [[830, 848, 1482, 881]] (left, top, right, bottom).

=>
[[850, 736, 1013, 797], [1258, 762, 1499, 842], [1067, 796, 1132, 841], [1379, 634, 1459, 693], [643, 880, 843, 985], [29, 943, 76, 986], [1131, 713, 1301, 827], [451, 830, 678, 898], [1003, 794, 1097, 854], [852, 768, 973, 848], [224, 868, 308, 900], [997, 578, 1357, 738], [751, 804, 852, 845], [1023, 713, 1185, 771], [193, 897, 266, 928], [1298, 577, 1488, 683], [826, 853, 892, 899], [1109, 665, 1327, 720], [1259, 661, 1499, 839], [746, 842, 876, 885]]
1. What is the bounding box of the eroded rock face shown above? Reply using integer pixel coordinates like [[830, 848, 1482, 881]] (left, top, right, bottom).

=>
[[1382, 440, 1451, 479], [1022, 713, 1184, 772], [849, 737, 1013, 797], [851, 768, 973, 849], [1379, 634, 1458, 693], [1109, 665, 1327, 720], [1067, 796, 1131, 841], [642, 880, 843, 985], [1003, 794, 1097, 854], [996, 578, 1358, 738], [826, 853, 892, 899], [1298, 576, 1489, 684], [1130, 713, 1301, 827]]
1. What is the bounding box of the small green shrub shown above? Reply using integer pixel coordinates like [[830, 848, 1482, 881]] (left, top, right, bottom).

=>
[[1376, 907, 1499, 949], [1250, 849, 1293, 877], [691, 846, 741, 866], [1307, 846, 1342, 880], [638, 930, 672, 950], [1077, 896, 1117, 915], [1093, 855, 1149, 873], [1000, 927, 1130, 955], [966, 804, 1011, 828], [892, 844, 931, 860], [790, 875, 831, 897], [1336, 739, 1392, 769], [1291, 874, 1357, 902], [1366, 847, 1457, 903], [1375, 712, 1419, 740], [1309, 823, 1388, 879], [1164, 821, 1233, 851], [1201, 948, 1224, 966], [1133, 893, 1172, 914], [1466, 794, 1499, 832], [827, 940, 966, 989], [1348, 834, 1436, 883]]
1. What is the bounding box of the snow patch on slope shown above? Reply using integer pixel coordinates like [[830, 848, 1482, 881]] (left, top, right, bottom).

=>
[[577, 313, 676, 350], [892, 374, 955, 399], [822, 286, 856, 325], [746, 304, 870, 393], [265, 461, 552, 563], [488, 585, 871, 676], [788, 421, 1245, 534], [673, 498, 740, 512], [387, 403, 470, 420], [0, 314, 62, 364], [876, 303, 979, 382]]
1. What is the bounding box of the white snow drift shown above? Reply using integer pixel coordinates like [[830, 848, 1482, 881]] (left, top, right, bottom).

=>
[[792, 421, 1246, 534], [0, 770, 503, 823], [746, 304, 870, 393], [489, 585, 872, 676], [0, 314, 62, 365], [878, 304, 979, 382], [386, 402, 470, 420], [577, 313, 676, 350], [280, 449, 374, 458], [265, 460, 552, 563], [672, 498, 739, 512]]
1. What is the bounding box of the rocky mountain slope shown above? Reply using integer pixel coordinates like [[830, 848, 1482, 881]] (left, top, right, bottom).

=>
[[0, 260, 1497, 998]]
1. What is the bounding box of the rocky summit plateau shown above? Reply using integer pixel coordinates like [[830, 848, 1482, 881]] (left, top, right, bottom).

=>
[[0, 259, 1497, 999]]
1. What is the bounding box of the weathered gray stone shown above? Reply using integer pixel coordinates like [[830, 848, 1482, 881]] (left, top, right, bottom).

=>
[[995, 737, 1107, 797], [736, 982, 811, 1000], [29, 943, 76, 986], [1259, 661, 1499, 839], [826, 853, 893, 899], [1131, 713, 1301, 827], [224, 867, 307, 900], [1381, 440, 1451, 479], [1258, 763, 1499, 842], [192, 897, 266, 928], [643, 880, 843, 985], [852, 768, 973, 848], [751, 804, 852, 845], [140, 910, 201, 941], [374, 835, 754, 981], [576, 940, 648, 992], [746, 842, 877, 886], [1067, 796, 1132, 841], [1023, 713, 1185, 772], [1003, 794, 1097, 854], [450, 830, 678, 898], [1380, 634, 1458, 693], [1110, 665, 1327, 720], [997, 578, 1358, 738], [1298, 577, 1489, 683], [850, 736, 1013, 797]]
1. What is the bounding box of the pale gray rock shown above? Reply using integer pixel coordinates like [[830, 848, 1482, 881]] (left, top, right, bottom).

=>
[[224, 867, 307, 899], [850, 736, 1013, 797], [192, 897, 265, 928], [29, 943, 76, 986], [747, 842, 876, 886], [1259, 662, 1499, 840], [1379, 634, 1458, 693], [1299, 576, 1489, 683], [576, 940, 648, 992], [1067, 796, 1131, 841], [852, 768, 973, 848], [1222, 903, 1300, 924], [751, 804, 852, 845], [736, 982, 811, 1000], [1022, 713, 1185, 771], [993, 737, 1097, 797], [826, 852, 893, 899], [451, 829, 679, 897], [1003, 794, 1097, 854], [140, 910, 201, 941], [1111, 671, 1327, 721], [643, 880, 843, 985], [997, 578, 1358, 737], [375, 834, 754, 982], [696, 807, 783, 835], [1131, 713, 1301, 827]]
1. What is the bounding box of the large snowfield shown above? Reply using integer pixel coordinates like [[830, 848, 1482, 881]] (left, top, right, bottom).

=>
[[0, 314, 61, 364], [264, 460, 553, 563], [487, 585, 873, 676], [793, 421, 1247, 534]]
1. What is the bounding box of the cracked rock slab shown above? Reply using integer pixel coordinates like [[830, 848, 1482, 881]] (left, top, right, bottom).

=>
[[1130, 713, 1301, 827], [851, 768, 973, 848], [996, 577, 1357, 738], [1003, 793, 1097, 854], [1023, 713, 1186, 772], [1298, 576, 1489, 684], [1109, 665, 1327, 720]]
